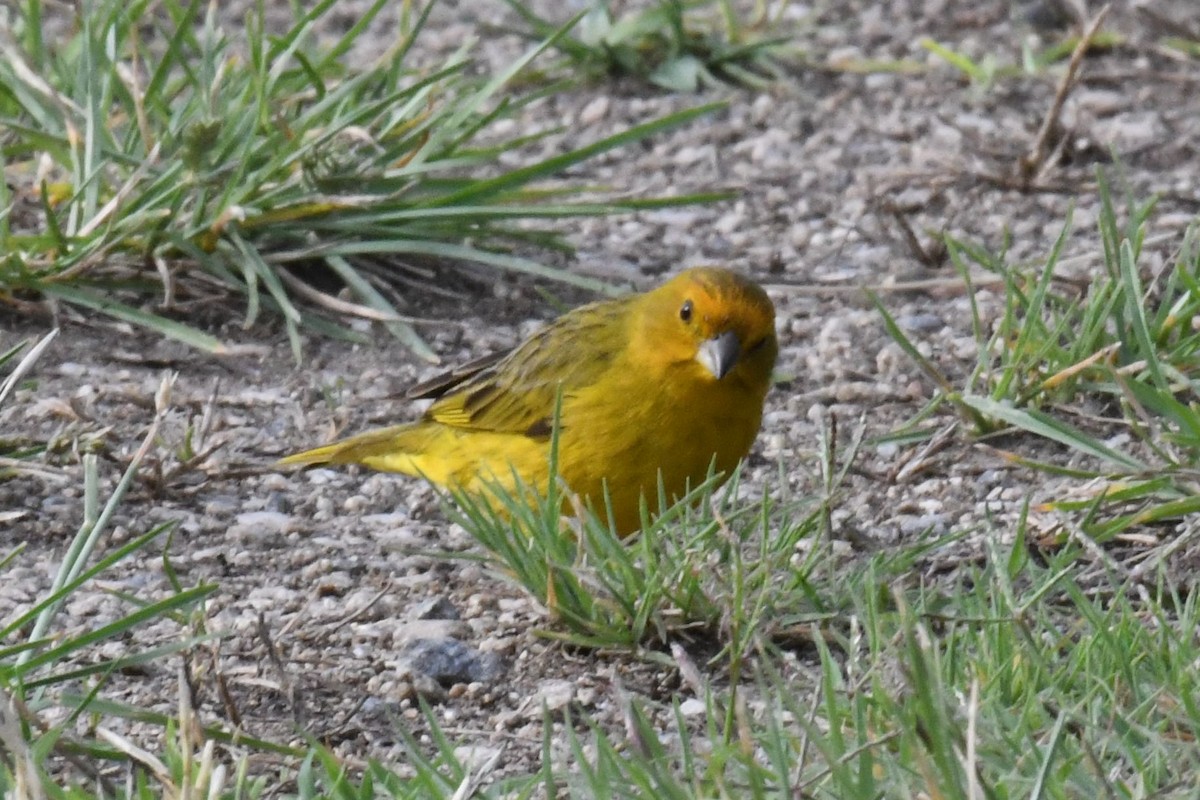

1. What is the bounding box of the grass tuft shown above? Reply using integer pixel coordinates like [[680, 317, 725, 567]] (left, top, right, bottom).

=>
[[446, 452, 818, 649], [1, 0, 729, 358], [498, 0, 799, 91], [880, 172, 1200, 542]]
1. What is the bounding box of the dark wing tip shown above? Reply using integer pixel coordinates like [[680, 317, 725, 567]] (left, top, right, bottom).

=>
[[524, 417, 554, 439], [405, 350, 508, 400]]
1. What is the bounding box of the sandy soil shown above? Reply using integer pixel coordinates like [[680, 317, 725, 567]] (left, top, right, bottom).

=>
[[3, 0, 1199, 786]]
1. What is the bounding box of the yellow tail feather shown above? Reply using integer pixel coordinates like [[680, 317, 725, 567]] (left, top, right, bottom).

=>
[[278, 424, 428, 474]]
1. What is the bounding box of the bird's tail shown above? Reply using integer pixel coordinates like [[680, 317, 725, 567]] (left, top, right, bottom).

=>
[[277, 423, 432, 476]]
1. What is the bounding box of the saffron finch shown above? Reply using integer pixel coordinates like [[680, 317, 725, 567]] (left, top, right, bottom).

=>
[[281, 267, 777, 534]]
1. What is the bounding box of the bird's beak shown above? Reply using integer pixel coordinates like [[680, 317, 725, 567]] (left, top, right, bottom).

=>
[[696, 330, 741, 380]]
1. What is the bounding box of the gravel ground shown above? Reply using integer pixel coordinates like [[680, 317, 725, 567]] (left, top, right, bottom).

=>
[[3, 0, 1199, 786]]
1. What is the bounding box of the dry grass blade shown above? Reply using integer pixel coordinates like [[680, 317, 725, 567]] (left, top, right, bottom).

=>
[[95, 727, 173, 786], [1016, 4, 1111, 184], [449, 744, 506, 800], [275, 269, 404, 322], [0, 687, 117, 794], [0, 690, 46, 800], [1128, 517, 1200, 582], [0, 330, 58, 409]]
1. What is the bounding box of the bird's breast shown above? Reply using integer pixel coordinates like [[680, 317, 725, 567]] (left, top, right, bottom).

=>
[[555, 365, 765, 521]]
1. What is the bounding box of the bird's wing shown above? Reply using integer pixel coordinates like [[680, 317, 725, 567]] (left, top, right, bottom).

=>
[[422, 298, 626, 438], [405, 351, 508, 401]]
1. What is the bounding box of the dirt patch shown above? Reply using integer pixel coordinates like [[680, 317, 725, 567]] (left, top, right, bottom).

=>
[[4, 0, 1199, 783]]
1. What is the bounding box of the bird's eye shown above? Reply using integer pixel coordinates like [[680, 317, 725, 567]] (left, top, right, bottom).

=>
[[679, 300, 693, 323]]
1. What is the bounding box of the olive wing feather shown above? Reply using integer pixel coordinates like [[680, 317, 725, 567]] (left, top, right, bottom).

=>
[[417, 300, 626, 438]]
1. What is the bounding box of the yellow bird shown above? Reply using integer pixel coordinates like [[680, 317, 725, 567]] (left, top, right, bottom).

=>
[[280, 267, 778, 535]]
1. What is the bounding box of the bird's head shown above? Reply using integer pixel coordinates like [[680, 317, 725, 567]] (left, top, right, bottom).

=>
[[636, 267, 778, 390]]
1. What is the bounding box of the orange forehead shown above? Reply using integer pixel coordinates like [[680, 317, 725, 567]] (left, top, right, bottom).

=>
[[664, 268, 775, 335]]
